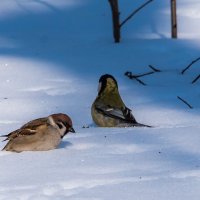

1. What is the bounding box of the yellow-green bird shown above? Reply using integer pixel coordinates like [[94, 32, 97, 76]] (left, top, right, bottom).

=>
[[91, 74, 151, 127]]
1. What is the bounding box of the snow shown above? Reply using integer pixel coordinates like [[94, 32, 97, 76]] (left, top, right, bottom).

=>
[[0, 0, 200, 199]]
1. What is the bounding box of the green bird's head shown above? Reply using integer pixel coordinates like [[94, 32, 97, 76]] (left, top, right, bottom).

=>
[[95, 74, 125, 108], [98, 74, 118, 96]]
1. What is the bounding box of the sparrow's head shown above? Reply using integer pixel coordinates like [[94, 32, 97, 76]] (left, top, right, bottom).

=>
[[98, 74, 118, 96], [50, 113, 75, 138]]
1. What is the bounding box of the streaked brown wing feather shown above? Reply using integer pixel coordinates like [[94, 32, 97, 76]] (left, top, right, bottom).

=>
[[21, 117, 48, 129], [1, 118, 47, 142], [2, 129, 37, 141]]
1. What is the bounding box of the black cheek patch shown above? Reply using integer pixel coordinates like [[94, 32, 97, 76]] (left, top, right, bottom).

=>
[[56, 122, 63, 129]]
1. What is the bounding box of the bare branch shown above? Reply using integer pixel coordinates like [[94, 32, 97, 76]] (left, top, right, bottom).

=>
[[192, 74, 200, 84], [171, 0, 177, 38], [148, 65, 161, 72], [177, 96, 193, 109], [120, 0, 154, 28], [108, 0, 121, 43], [181, 56, 200, 74], [135, 71, 154, 78], [124, 72, 147, 85]]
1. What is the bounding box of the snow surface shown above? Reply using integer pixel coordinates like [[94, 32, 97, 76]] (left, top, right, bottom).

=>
[[0, 0, 200, 199]]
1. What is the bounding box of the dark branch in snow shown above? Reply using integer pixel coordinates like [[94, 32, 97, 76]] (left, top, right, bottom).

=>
[[181, 57, 200, 74], [124, 65, 162, 86], [135, 71, 154, 78], [192, 74, 200, 84], [124, 72, 146, 85], [120, 0, 154, 28], [148, 65, 161, 72], [177, 96, 193, 109]]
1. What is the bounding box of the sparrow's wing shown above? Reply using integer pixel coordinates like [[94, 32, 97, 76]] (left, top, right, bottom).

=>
[[1, 118, 48, 142], [1, 128, 37, 142], [20, 118, 48, 129], [95, 105, 137, 123]]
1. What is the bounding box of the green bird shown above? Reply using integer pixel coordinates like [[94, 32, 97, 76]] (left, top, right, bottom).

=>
[[91, 74, 151, 127]]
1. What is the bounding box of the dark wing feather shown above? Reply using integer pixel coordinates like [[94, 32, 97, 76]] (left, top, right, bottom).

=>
[[95, 105, 137, 123], [95, 105, 152, 127]]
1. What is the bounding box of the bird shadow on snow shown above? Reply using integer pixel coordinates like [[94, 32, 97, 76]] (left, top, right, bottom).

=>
[[58, 141, 73, 149]]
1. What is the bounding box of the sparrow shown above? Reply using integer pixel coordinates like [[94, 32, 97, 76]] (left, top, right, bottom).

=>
[[1, 113, 75, 152], [91, 74, 151, 127]]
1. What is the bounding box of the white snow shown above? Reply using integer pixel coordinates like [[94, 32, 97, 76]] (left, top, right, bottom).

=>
[[0, 0, 200, 199]]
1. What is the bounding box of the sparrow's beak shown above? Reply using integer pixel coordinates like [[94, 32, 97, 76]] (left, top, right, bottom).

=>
[[69, 127, 76, 133]]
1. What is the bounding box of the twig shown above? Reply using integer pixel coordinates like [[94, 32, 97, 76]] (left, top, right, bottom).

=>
[[148, 65, 161, 72], [108, 0, 121, 43], [124, 70, 156, 85], [134, 77, 146, 85], [125, 72, 146, 85], [120, 0, 154, 28], [135, 71, 154, 78], [181, 56, 200, 74], [177, 96, 193, 109], [192, 74, 200, 84]]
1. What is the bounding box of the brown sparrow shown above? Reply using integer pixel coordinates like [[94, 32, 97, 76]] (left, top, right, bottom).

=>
[[1, 113, 75, 152]]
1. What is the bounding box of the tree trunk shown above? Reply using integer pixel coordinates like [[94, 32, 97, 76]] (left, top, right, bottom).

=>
[[108, 0, 120, 43], [171, 0, 177, 38]]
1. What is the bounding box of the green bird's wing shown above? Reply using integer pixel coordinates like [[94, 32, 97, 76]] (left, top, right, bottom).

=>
[[95, 104, 137, 123]]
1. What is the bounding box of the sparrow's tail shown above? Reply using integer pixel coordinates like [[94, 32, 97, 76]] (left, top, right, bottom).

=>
[[0, 134, 9, 142]]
